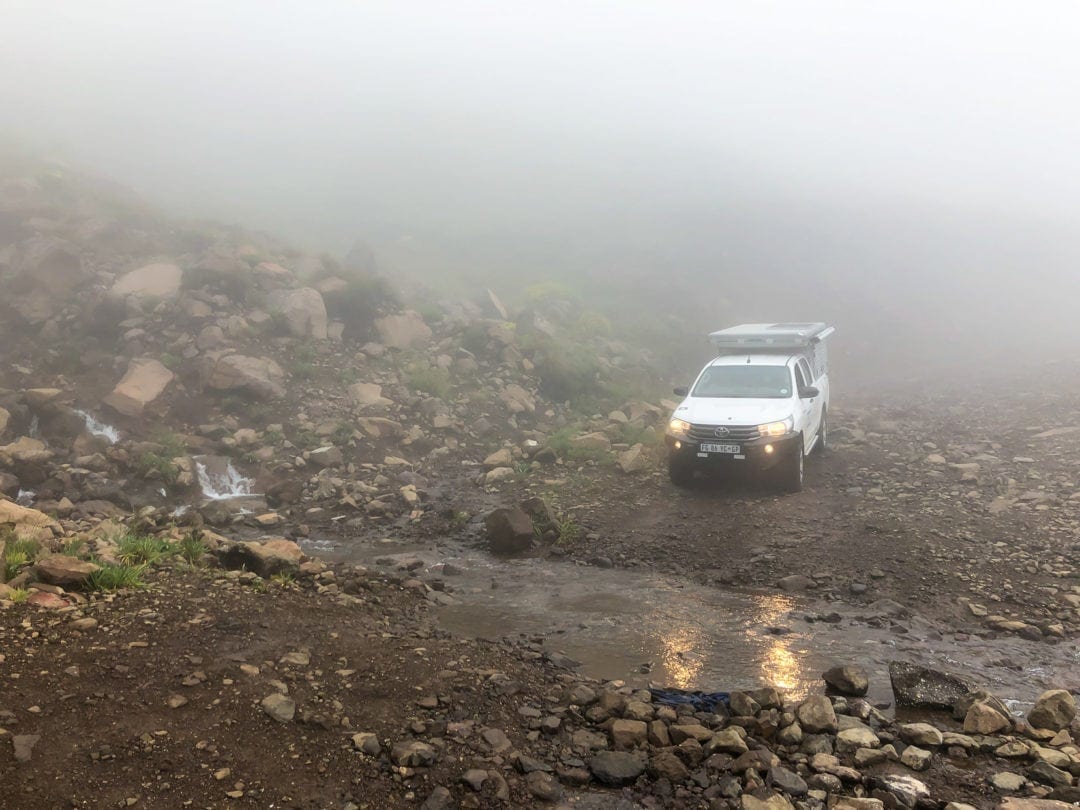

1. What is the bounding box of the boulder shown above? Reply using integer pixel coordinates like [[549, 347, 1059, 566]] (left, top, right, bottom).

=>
[[484, 448, 513, 468], [0, 499, 60, 539], [823, 665, 869, 696], [260, 693, 295, 723], [742, 794, 795, 810], [889, 662, 975, 710], [499, 384, 535, 414], [485, 507, 534, 554], [110, 262, 183, 299], [0, 437, 51, 465], [35, 554, 100, 586], [964, 700, 1012, 734], [24, 388, 63, 407], [206, 355, 286, 399], [267, 287, 328, 340], [0, 406, 9, 437], [570, 432, 611, 452], [1027, 690, 1077, 731], [374, 311, 432, 350], [8, 237, 86, 324], [996, 800, 1074, 810], [796, 695, 838, 733], [589, 751, 645, 786], [103, 358, 175, 417], [218, 538, 303, 577], [347, 382, 388, 407], [617, 443, 649, 474]]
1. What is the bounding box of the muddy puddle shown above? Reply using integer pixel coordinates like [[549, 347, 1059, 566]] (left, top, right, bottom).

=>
[[310, 536, 1078, 712]]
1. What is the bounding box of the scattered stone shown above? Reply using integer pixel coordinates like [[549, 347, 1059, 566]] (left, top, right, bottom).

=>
[[1027, 690, 1076, 731], [899, 723, 944, 747], [484, 506, 534, 554], [901, 745, 932, 771], [796, 695, 838, 733], [391, 740, 436, 768], [260, 693, 295, 723], [991, 772, 1027, 792], [589, 751, 645, 786], [12, 734, 40, 763]]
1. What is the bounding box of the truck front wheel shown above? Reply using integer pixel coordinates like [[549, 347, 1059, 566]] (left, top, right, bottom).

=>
[[777, 440, 804, 493], [668, 456, 695, 487]]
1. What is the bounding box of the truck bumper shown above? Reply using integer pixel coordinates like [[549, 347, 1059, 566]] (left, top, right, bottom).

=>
[[665, 433, 800, 471]]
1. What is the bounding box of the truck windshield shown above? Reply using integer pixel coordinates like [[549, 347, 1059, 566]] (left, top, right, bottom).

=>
[[691, 365, 793, 399]]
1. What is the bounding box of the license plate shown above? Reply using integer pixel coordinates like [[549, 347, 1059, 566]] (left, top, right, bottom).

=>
[[699, 443, 740, 454]]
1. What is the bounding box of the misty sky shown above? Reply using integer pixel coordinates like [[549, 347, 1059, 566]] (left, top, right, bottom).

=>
[[4, 1, 1080, 370], [5, 1, 1079, 241]]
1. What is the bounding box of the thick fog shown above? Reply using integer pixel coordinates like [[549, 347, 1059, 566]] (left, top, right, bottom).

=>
[[4, 1, 1080, 380]]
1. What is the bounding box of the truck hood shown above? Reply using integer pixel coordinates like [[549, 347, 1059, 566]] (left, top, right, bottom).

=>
[[673, 397, 794, 426]]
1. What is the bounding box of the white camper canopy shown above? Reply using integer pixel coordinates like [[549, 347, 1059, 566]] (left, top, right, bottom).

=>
[[709, 323, 835, 352]]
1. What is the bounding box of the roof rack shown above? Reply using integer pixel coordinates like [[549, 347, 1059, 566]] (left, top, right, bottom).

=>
[[708, 323, 835, 351]]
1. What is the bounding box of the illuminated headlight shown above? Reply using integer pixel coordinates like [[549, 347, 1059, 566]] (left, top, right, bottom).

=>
[[667, 418, 691, 437], [758, 417, 794, 438]]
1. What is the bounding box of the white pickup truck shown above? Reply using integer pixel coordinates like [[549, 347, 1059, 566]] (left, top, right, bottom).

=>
[[665, 323, 834, 492]]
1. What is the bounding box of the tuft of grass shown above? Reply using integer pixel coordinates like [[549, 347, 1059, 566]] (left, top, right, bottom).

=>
[[331, 422, 355, 446], [116, 533, 173, 566], [59, 538, 87, 557], [4, 537, 39, 580], [178, 531, 208, 566], [7, 587, 29, 604], [159, 352, 182, 371], [87, 562, 146, 592], [404, 362, 451, 399], [546, 426, 612, 464], [270, 571, 294, 587], [556, 517, 582, 546]]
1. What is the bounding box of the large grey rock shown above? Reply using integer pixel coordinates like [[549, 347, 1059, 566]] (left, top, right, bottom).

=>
[[35, 554, 100, 586], [485, 506, 534, 554], [589, 751, 645, 786], [267, 287, 328, 340], [823, 665, 869, 696], [218, 539, 303, 577], [889, 662, 975, 710], [260, 693, 295, 723], [110, 262, 182, 300], [796, 695, 838, 733], [374, 311, 432, 350], [206, 354, 286, 399], [103, 358, 175, 417], [1027, 690, 1076, 731]]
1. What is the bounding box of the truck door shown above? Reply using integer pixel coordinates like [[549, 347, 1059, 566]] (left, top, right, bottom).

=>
[[795, 358, 823, 450]]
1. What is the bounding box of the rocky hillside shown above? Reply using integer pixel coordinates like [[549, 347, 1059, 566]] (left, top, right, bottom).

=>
[[0, 157, 669, 535]]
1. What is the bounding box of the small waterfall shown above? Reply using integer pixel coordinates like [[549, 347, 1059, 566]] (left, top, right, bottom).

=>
[[75, 410, 120, 444], [28, 415, 39, 438], [16, 489, 35, 506], [194, 456, 256, 500]]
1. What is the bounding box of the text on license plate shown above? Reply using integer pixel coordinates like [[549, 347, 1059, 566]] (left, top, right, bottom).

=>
[[699, 443, 740, 454]]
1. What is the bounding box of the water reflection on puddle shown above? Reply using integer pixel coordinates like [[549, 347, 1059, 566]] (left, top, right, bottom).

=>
[[321, 540, 1078, 709]]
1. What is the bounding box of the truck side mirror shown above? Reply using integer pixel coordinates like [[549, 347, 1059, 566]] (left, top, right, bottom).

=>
[[800, 386, 820, 399], [673, 386, 689, 397]]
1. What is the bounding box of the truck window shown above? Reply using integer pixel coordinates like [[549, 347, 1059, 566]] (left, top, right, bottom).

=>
[[794, 364, 807, 390], [691, 365, 793, 399], [797, 358, 813, 384]]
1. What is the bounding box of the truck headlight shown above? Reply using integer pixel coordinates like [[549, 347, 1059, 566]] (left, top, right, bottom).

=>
[[667, 418, 691, 437], [758, 417, 793, 437]]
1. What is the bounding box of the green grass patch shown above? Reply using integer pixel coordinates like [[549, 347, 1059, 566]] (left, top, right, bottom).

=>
[[87, 562, 146, 591], [404, 362, 451, 399], [116, 533, 173, 566], [7, 587, 29, 603], [3, 536, 39, 580], [178, 532, 208, 566]]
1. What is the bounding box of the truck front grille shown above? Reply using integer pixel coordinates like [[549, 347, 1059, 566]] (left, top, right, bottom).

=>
[[687, 424, 760, 443]]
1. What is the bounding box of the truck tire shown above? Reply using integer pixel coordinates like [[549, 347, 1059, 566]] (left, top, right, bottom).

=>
[[778, 440, 804, 493], [668, 456, 694, 488], [814, 408, 828, 454]]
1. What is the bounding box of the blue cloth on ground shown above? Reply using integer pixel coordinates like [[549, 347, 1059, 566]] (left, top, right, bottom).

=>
[[651, 688, 730, 713]]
